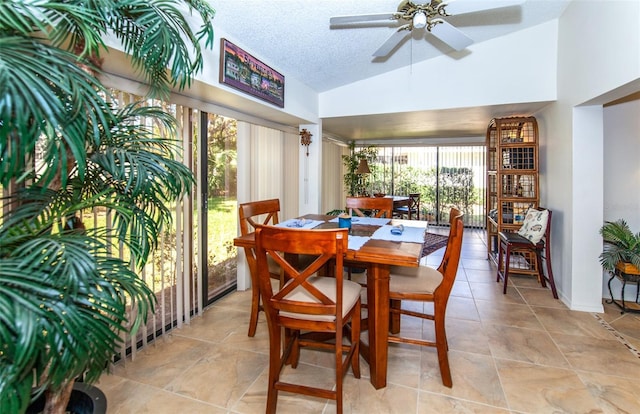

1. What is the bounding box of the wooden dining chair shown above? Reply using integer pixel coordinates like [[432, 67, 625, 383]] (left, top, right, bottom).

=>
[[496, 207, 558, 298], [238, 199, 283, 337], [346, 196, 393, 218], [254, 225, 361, 414], [394, 193, 421, 220], [387, 207, 464, 388]]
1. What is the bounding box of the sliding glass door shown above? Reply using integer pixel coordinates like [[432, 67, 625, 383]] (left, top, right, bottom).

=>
[[365, 145, 486, 227], [198, 111, 238, 305]]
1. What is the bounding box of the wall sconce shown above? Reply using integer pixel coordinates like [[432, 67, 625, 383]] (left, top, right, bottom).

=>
[[299, 128, 312, 156]]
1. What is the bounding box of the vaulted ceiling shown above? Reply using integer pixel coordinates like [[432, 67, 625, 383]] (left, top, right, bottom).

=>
[[209, 0, 571, 143]]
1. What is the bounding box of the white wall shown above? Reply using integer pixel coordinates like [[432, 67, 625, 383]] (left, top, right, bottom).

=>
[[602, 99, 640, 300], [320, 21, 558, 117], [537, 0, 640, 311]]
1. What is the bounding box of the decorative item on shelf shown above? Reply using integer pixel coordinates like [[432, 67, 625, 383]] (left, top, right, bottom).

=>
[[299, 128, 313, 156]]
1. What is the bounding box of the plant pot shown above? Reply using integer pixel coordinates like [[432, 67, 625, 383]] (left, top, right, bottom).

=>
[[27, 383, 107, 414], [616, 262, 640, 275]]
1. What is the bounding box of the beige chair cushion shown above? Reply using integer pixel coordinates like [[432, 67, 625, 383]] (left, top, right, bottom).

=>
[[389, 265, 443, 294], [280, 276, 362, 322]]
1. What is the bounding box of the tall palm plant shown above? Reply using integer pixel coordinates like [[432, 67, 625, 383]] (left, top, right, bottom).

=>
[[0, 1, 215, 413]]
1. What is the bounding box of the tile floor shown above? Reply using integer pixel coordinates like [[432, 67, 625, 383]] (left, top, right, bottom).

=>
[[99, 228, 640, 413]]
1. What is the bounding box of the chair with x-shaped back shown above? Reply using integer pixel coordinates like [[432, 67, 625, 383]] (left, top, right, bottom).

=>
[[238, 198, 283, 337], [255, 225, 361, 414], [387, 207, 464, 388], [346, 196, 393, 218]]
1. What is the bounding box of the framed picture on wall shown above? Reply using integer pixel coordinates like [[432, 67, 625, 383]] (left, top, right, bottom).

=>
[[219, 38, 285, 108]]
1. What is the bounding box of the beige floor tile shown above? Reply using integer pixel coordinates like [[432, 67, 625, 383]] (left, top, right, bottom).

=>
[[99, 376, 226, 413], [578, 371, 640, 414], [464, 268, 498, 284], [340, 377, 419, 414], [100, 229, 640, 413], [608, 311, 640, 341], [550, 332, 640, 378], [469, 280, 526, 304], [446, 296, 481, 322], [462, 259, 496, 272], [533, 307, 614, 339], [495, 359, 602, 413], [173, 306, 253, 344], [386, 344, 423, 388], [418, 392, 510, 413], [506, 273, 545, 289], [446, 318, 492, 356], [475, 299, 544, 330], [166, 344, 268, 408], [517, 286, 564, 308], [484, 323, 570, 367], [420, 350, 508, 409], [109, 335, 215, 388], [451, 280, 473, 298]]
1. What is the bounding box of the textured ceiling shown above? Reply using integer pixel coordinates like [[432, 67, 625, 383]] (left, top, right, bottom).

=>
[[208, 0, 571, 142]]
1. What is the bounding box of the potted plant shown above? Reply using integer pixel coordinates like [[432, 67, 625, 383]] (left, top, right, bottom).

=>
[[0, 1, 215, 413], [342, 142, 377, 196], [599, 219, 640, 274]]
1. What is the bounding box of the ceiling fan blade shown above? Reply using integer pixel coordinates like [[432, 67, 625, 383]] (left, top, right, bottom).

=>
[[443, 0, 524, 16], [330, 13, 397, 25], [373, 25, 411, 57], [430, 20, 473, 51], [373, 28, 410, 57]]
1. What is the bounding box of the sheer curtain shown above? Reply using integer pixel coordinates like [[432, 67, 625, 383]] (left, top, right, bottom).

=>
[[322, 139, 348, 214]]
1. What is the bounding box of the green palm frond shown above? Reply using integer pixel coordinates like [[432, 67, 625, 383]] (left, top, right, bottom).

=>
[[0, 36, 112, 187], [1, 0, 214, 411], [108, 0, 215, 98], [0, 236, 155, 403], [599, 219, 640, 272]]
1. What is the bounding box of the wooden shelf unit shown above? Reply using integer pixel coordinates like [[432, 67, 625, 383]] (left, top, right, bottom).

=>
[[486, 116, 539, 263]]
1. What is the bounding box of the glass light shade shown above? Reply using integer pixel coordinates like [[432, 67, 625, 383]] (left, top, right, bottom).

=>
[[413, 11, 427, 29], [356, 158, 371, 174]]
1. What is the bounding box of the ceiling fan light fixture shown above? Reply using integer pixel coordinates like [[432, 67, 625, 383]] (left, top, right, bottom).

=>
[[412, 11, 427, 29]]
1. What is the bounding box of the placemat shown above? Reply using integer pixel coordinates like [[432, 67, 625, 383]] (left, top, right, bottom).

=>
[[370, 225, 425, 243], [276, 219, 324, 229]]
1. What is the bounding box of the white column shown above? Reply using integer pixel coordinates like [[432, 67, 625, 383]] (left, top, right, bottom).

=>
[[570, 105, 604, 312]]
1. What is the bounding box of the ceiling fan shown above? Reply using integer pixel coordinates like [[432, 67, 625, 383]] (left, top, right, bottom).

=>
[[330, 0, 524, 58]]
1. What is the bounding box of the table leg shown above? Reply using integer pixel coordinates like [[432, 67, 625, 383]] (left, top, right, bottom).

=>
[[364, 263, 390, 389]]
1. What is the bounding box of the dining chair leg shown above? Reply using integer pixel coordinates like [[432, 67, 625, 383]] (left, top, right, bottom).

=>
[[351, 300, 361, 379], [389, 299, 401, 334], [544, 245, 559, 299], [501, 243, 512, 294], [496, 239, 504, 285], [434, 308, 452, 388], [248, 287, 260, 337], [335, 325, 344, 414], [266, 324, 281, 414]]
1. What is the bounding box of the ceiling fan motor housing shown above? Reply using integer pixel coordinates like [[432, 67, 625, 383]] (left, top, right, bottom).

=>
[[397, 0, 449, 31]]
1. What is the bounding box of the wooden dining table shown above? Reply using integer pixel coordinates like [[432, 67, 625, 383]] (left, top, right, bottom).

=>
[[233, 213, 426, 389]]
